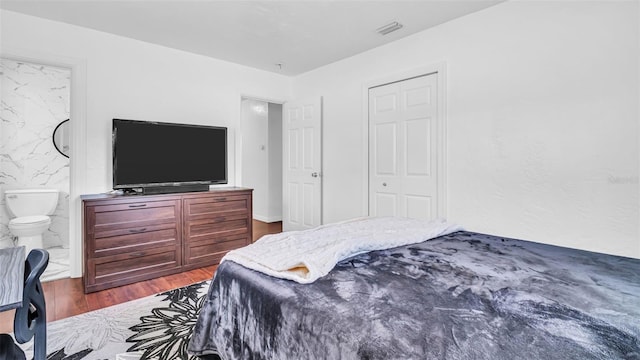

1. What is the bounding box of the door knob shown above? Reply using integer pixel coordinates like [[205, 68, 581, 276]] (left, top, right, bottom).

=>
[[311, 172, 319, 178], [382, 182, 387, 186]]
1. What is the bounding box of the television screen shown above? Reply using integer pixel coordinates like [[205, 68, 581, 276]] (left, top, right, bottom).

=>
[[113, 119, 227, 189]]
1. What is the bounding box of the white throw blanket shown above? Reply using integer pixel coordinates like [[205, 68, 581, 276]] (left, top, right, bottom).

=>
[[222, 217, 463, 284]]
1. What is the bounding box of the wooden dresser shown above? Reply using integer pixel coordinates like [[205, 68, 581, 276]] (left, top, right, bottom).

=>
[[82, 187, 252, 293]]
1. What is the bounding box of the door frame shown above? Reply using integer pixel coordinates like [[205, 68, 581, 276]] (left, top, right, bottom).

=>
[[1, 47, 88, 278], [361, 62, 448, 218]]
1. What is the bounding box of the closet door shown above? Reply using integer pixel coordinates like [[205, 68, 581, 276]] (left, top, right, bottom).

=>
[[369, 73, 439, 220]]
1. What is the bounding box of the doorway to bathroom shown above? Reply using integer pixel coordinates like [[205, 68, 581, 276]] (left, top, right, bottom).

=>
[[0, 58, 71, 281], [240, 97, 283, 225]]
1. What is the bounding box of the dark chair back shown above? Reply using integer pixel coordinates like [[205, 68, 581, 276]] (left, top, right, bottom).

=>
[[13, 249, 49, 360]]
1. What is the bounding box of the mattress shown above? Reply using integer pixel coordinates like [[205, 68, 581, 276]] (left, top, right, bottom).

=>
[[188, 231, 640, 359]]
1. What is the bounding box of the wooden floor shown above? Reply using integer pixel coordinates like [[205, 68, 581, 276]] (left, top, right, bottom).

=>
[[0, 220, 282, 333]]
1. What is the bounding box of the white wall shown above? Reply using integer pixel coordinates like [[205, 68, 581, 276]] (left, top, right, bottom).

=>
[[1, 10, 292, 276], [293, 1, 639, 258]]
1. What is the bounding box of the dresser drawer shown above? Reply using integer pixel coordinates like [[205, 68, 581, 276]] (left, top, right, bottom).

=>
[[84, 198, 181, 257], [93, 227, 179, 258], [90, 200, 180, 235], [183, 216, 251, 267], [186, 234, 249, 266], [184, 195, 250, 220], [183, 194, 251, 242], [85, 246, 181, 293], [187, 216, 250, 240], [183, 193, 252, 267]]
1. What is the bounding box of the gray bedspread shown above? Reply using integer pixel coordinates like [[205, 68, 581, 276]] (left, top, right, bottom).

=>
[[188, 231, 640, 359]]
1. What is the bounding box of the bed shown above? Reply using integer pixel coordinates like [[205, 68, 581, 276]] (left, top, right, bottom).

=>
[[188, 218, 640, 359]]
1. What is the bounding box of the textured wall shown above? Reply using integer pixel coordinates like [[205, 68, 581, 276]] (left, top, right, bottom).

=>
[[293, 1, 639, 258], [0, 58, 70, 249]]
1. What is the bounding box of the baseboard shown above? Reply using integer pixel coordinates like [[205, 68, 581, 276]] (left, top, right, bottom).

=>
[[253, 214, 283, 223]]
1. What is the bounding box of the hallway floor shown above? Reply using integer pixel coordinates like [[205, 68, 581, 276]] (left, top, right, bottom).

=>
[[42, 246, 70, 282]]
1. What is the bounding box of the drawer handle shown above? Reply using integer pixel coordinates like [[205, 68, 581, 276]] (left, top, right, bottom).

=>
[[129, 228, 147, 233], [131, 251, 145, 257], [215, 197, 227, 201], [129, 204, 147, 208]]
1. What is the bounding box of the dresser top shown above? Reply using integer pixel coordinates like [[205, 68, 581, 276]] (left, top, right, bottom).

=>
[[81, 187, 252, 201]]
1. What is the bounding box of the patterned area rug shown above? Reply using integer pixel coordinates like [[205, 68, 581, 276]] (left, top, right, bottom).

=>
[[19, 281, 213, 360]]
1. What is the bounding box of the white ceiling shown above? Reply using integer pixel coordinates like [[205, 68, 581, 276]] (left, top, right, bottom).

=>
[[0, 1, 503, 76]]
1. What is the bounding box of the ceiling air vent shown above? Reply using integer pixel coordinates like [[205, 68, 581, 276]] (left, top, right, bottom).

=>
[[376, 21, 403, 35]]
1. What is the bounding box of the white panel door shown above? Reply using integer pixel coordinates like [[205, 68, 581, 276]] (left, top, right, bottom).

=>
[[283, 97, 322, 231], [369, 73, 439, 220]]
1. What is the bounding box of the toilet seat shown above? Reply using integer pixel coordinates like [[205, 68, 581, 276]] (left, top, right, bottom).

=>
[[9, 215, 51, 228]]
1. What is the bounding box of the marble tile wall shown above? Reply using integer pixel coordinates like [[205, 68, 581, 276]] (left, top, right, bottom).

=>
[[0, 59, 70, 250]]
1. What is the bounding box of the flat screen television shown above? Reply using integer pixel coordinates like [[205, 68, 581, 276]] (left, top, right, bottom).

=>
[[113, 118, 227, 194]]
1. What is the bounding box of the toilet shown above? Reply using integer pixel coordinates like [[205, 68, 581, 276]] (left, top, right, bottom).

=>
[[5, 189, 59, 256]]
